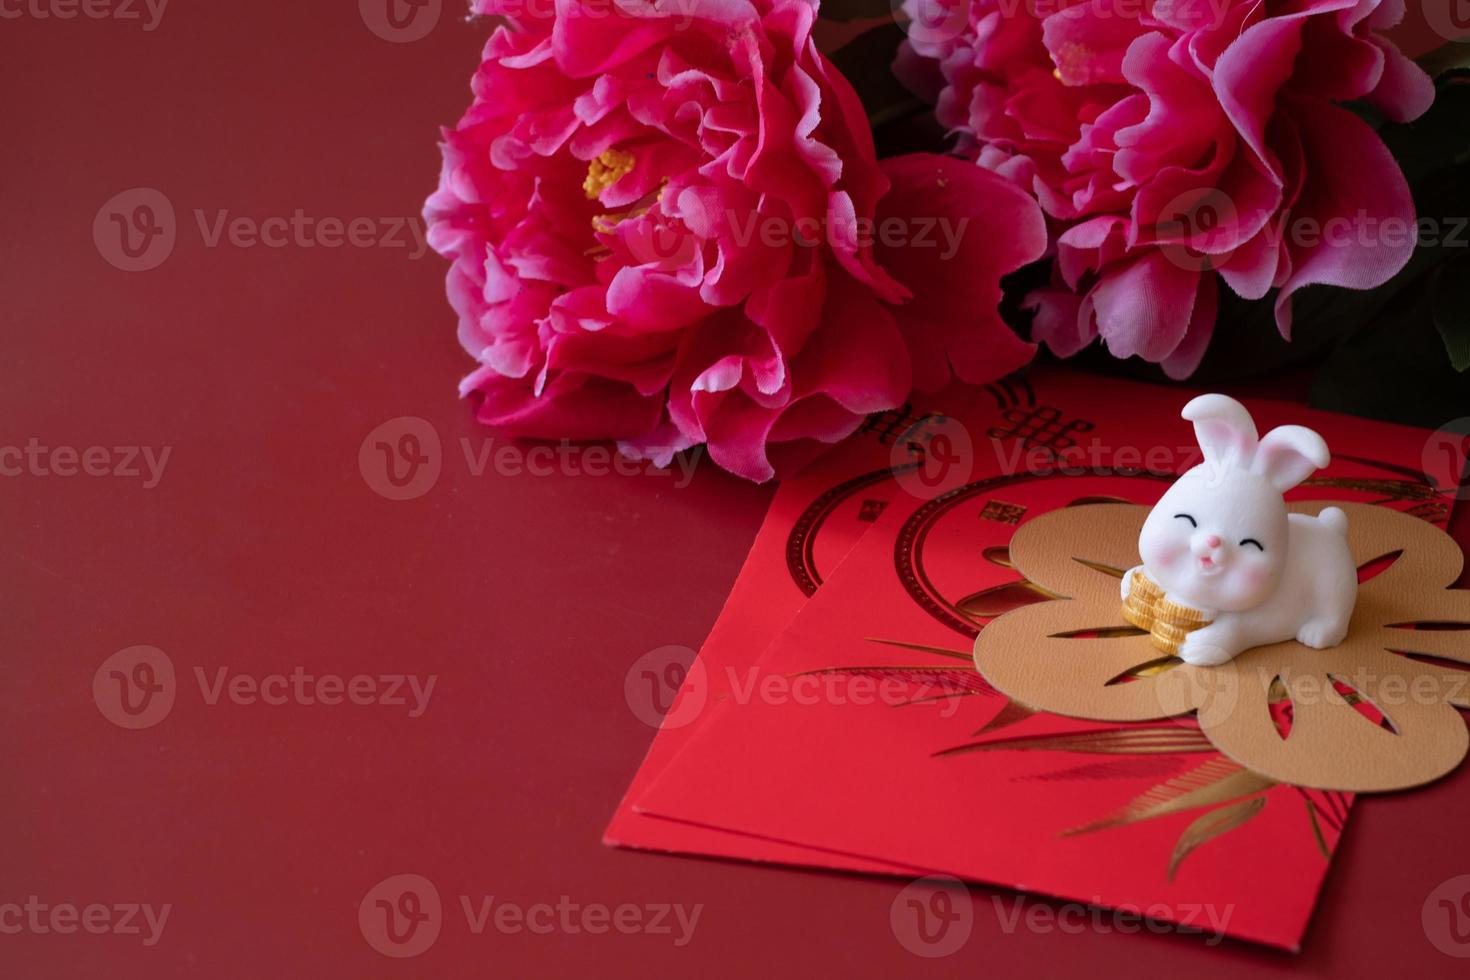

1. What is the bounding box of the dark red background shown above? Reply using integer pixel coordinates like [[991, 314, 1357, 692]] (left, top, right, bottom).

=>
[[2, 3, 1465, 976]]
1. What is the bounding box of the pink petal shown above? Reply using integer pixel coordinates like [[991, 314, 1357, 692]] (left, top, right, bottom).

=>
[[1160, 272, 1219, 379], [1218, 218, 1283, 300], [1026, 287, 1092, 359], [474, 372, 664, 441], [1042, 2, 1146, 86], [875, 154, 1047, 390], [1364, 36, 1435, 123], [1272, 97, 1417, 337], [1089, 251, 1202, 363]]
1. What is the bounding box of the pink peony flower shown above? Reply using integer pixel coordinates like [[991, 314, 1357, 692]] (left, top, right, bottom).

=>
[[426, 0, 1046, 481], [898, 0, 1434, 378]]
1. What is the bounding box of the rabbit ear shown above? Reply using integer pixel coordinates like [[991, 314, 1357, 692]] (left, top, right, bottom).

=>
[[1181, 394, 1258, 467], [1252, 425, 1329, 492]]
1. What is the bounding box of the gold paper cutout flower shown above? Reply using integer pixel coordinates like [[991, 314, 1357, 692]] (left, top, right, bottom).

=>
[[973, 503, 1470, 792]]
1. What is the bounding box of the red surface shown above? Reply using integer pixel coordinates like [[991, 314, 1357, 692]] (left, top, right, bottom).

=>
[[3, 5, 1467, 977]]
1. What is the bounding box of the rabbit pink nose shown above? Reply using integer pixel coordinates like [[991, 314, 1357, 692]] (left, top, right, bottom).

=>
[[1205, 535, 1221, 548]]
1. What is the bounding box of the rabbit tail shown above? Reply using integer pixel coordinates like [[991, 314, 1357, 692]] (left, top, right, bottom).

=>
[[1317, 506, 1348, 536]]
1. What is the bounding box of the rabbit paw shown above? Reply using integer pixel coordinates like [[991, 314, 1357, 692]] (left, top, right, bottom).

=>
[[1296, 618, 1349, 649], [1179, 631, 1237, 667]]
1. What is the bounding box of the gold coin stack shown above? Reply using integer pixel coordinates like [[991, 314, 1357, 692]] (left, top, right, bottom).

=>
[[1150, 597, 1211, 655], [1121, 569, 1211, 656], [1121, 568, 1162, 631]]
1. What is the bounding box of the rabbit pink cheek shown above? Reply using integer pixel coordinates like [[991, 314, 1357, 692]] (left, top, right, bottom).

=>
[[1148, 543, 1186, 568], [1239, 566, 1269, 588]]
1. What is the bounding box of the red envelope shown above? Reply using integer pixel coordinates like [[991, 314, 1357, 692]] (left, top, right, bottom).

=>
[[628, 369, 1455, 950], [605, 385, 985, 872]]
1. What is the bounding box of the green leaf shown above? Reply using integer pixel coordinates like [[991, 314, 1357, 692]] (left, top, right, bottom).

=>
[[1378, 71, 1470, 187], [1309, 274, 1470, 425], [1306, 71, 1470, 415], [1432, 256, 1470, 371], [1417, 42, 1470, 81]]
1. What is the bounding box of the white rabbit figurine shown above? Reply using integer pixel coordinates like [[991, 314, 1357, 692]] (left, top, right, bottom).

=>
[[1121, 394, 1357, 667]]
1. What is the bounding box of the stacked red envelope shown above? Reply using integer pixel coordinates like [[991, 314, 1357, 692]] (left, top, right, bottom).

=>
[[606, 368, 1458, 951]]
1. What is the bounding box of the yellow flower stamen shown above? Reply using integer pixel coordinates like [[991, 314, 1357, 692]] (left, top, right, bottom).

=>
[[1050, 42, 1091, 86], [589, 185, 667, 237], [583, 148, 637, 201]]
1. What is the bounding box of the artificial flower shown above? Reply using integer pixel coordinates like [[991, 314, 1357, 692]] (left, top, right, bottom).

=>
[[899, 0, 1434, 377], [426, 0, 1045, 480]]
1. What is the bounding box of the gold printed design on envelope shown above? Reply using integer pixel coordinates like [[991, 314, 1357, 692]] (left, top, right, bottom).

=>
[[1062, 757, 1274, 835], [1168, 796, 1268, 882], [973, 503, 1470, 793], [937, 724, 1216, 758]]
